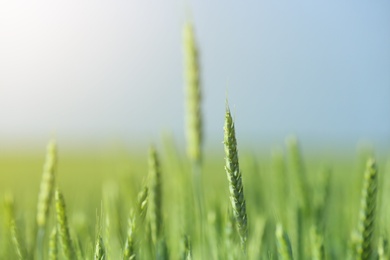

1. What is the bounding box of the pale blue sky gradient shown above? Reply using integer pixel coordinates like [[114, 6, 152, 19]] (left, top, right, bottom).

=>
[[0, 0, 389, 150]]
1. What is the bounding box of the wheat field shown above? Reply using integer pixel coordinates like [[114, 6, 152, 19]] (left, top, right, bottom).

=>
[[0, 22, 389, 260]]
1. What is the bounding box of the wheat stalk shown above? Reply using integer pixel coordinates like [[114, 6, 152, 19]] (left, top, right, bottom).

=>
[[223, 104, 248, 251]]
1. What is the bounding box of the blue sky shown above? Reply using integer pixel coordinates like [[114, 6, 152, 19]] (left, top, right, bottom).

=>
[[0, 0, 389, 150]]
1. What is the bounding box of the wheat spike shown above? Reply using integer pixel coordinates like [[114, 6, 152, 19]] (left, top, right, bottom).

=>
[[356, 158, 378, 260], [123, 211, 136, 260], [286, 136, 311, 210], [94, 235, 105, 260], [148, 146, 163, 246], [184, 22, 203, 164], [310, 226, 325, 260], [4, 194, 27, 260], [378, 235, 388, 260], [37, 140, 57, 228], [223, 104, 248, 251], [181, 235, 192, 260], [137, 186, 148, 222], [276, 223, 294, 260], [55, 189, 75, 260], [48, 227, 58, 260]]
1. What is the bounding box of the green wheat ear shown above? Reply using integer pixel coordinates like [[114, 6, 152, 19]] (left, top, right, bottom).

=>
[[183, 22, 202, 164], [36, 140, 57, 259], [123, 186, 148, 260], [286, 136, 311, 211], [356, 158, 378, 260], [4, 195, 27, 260], [94, 235, 105, 260], [123, 211, 136, 260], [136, 186, 148, 223], [55, 189, 75, 260], [378, 235, 388, 260], [310, 225, 325, 260], [48, 227, 58, 260], [156, 238, 169, 260], [37, 140, 57, 228], [148, 145, 163, 246], [275, 223, 294, 260], [223, 103, 248, 251], [180, 235, 192, 260]]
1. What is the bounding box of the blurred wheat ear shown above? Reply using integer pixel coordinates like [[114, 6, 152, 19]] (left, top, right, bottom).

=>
[[55, 189, 76, 260], [183, 22, 202, 165], [4, 195, 28, 260], [148, 145, 163, 247], [183, 22, 206, 250], [123, 211, 136, 260], [275, 223, 294, 260], [94, 235, 105, 260], [355, 158, 378, 260], [48, 227, 58, 260], [36, 140, 57, 259], [37, 140, 57, 228]]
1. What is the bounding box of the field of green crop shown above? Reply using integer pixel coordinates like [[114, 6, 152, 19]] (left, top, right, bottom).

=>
[[1, 134, 389, 260], [1, 22, 389, 260]]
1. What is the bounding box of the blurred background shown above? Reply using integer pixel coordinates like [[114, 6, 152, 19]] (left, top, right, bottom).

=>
[[0, 0, 389, 153]]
